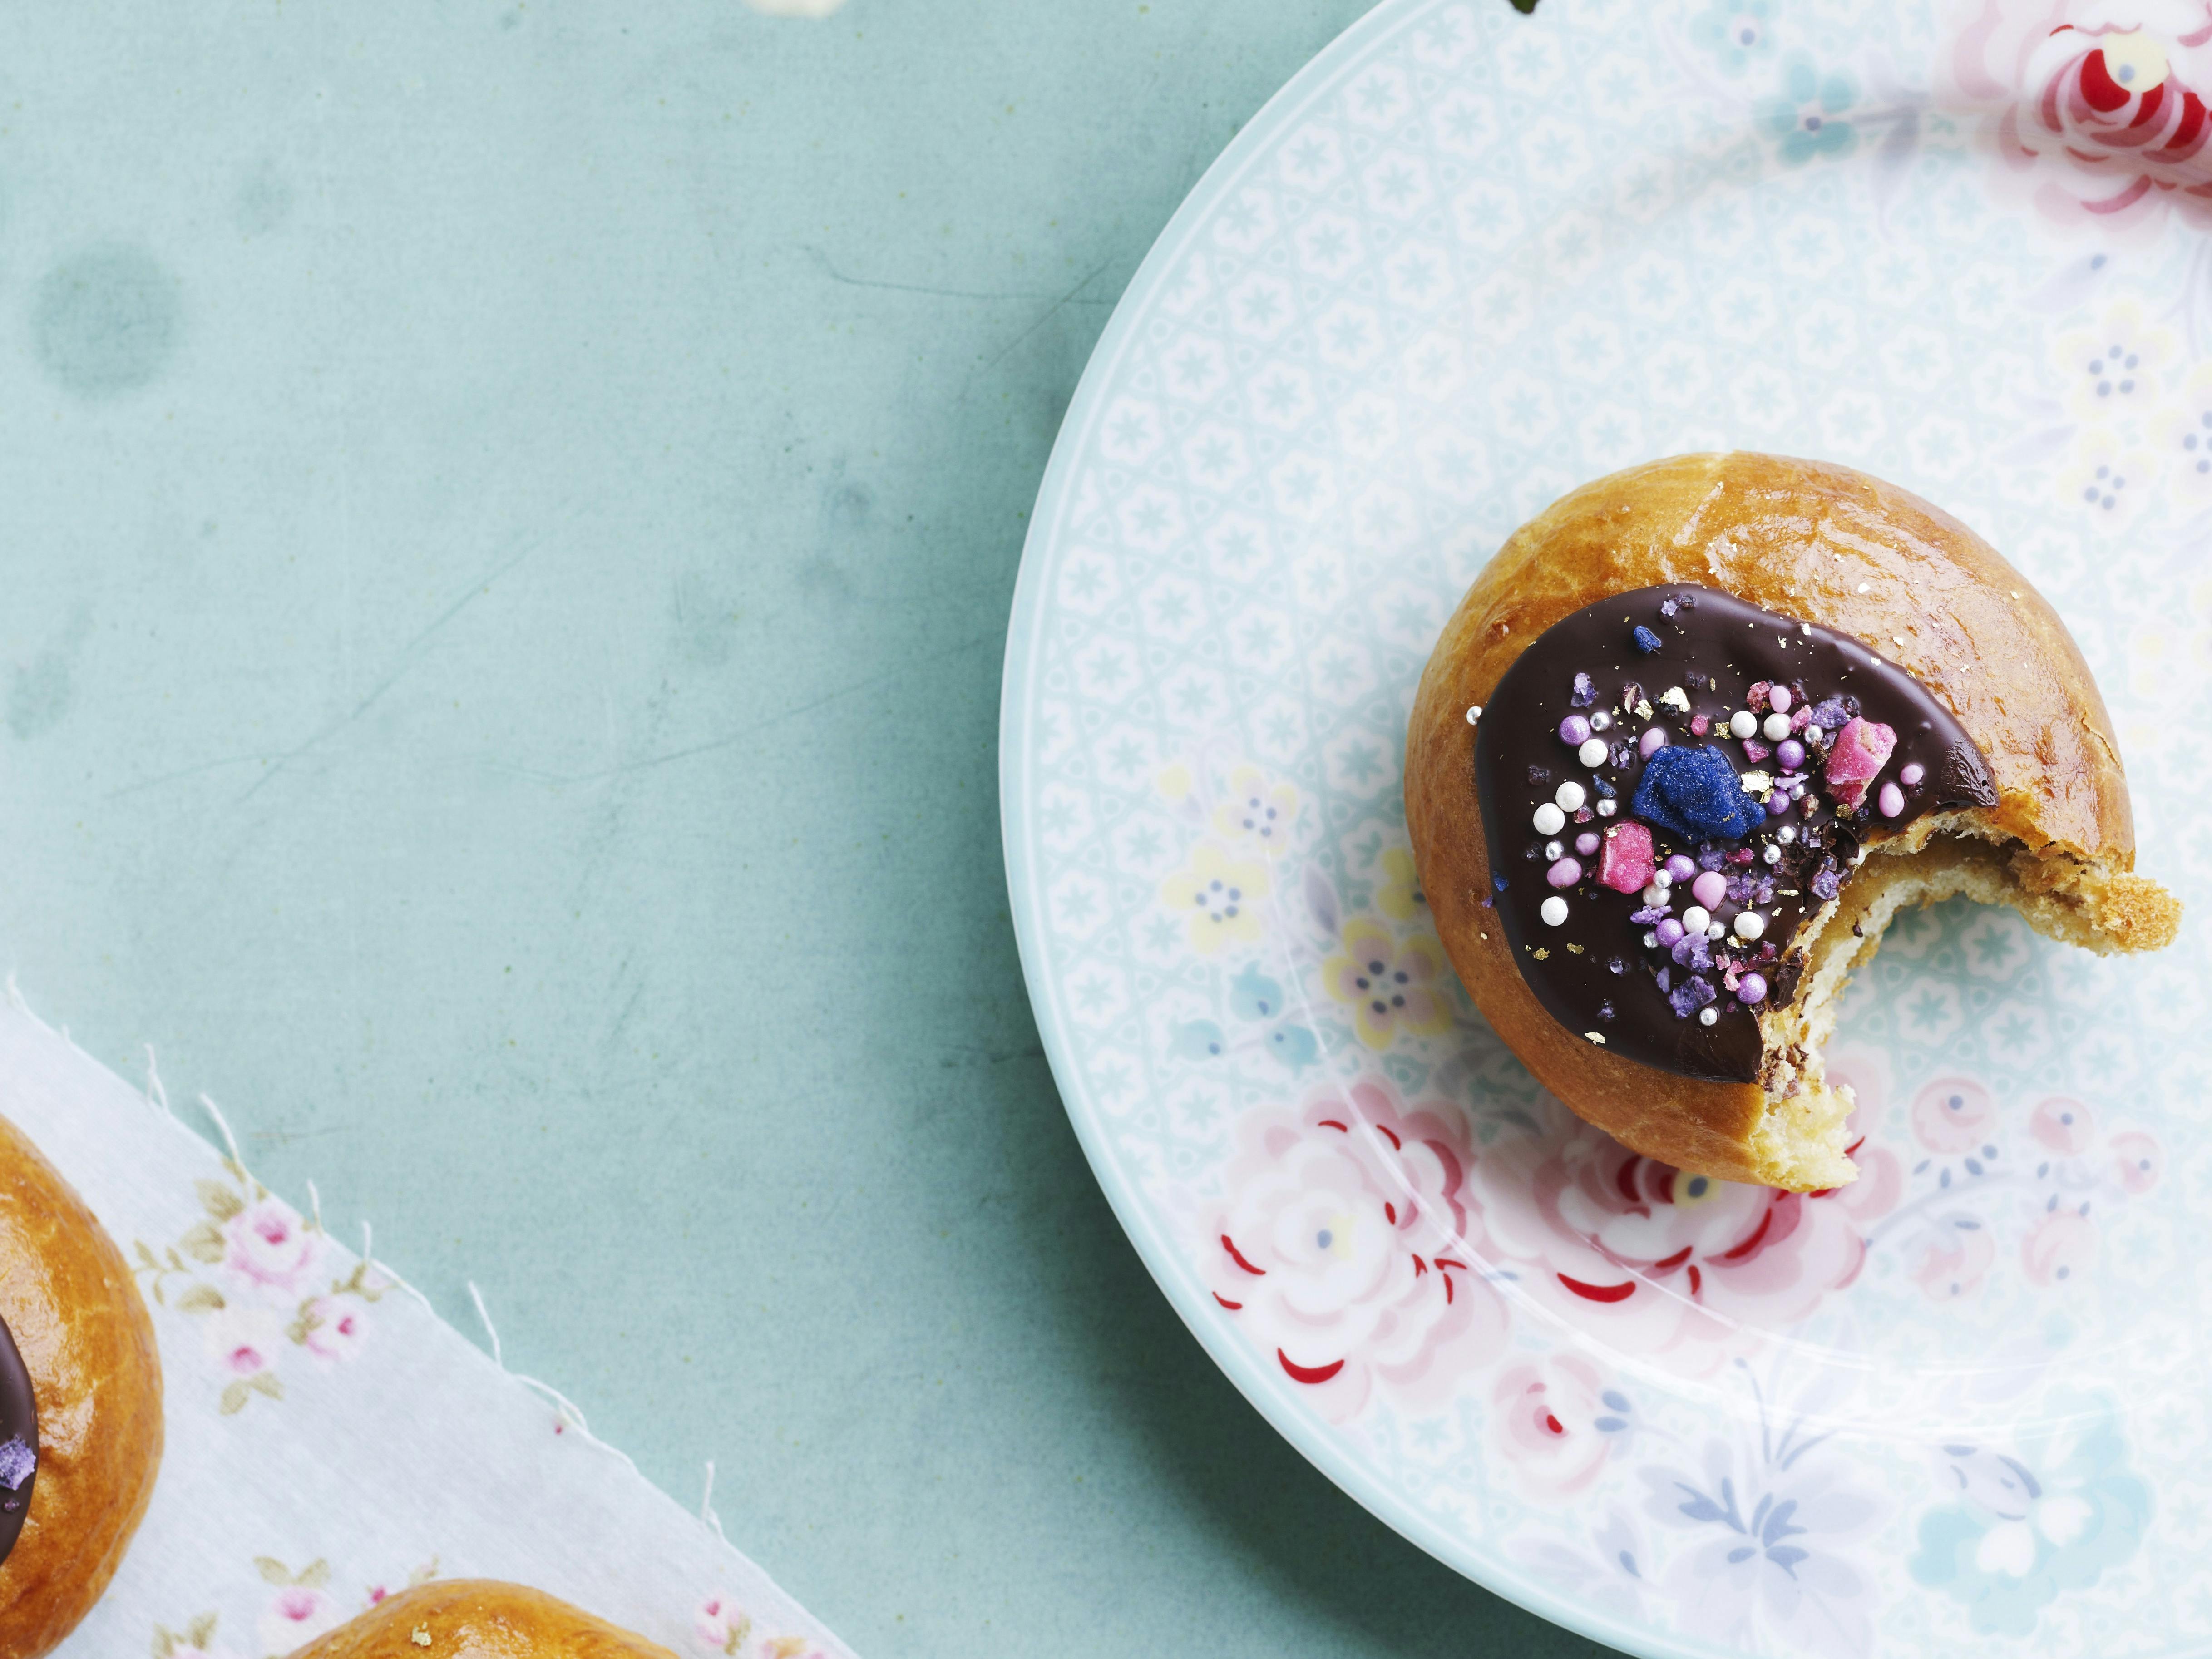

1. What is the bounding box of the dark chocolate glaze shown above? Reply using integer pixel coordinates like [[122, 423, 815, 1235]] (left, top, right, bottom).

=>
[[1474, 585, 1996, 1083], [0, 1311, 35, 1565]]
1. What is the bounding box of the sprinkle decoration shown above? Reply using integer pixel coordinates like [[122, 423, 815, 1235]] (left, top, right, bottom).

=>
[[1472, 583, 1997, 1083]]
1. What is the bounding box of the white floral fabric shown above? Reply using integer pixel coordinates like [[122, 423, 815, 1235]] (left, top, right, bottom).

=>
[[0, 998, 852, 1659]]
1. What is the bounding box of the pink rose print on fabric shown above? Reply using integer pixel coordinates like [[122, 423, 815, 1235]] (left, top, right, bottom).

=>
[[1469, 1097, 1898, 1364], [223, 1196, 322, 1295], [694, 1595, 753, 1656], [1205, 1080, 1506, 1422], [1491, 1354, 1633, 1501], [1949, 0, 2212, 232], [257, 1585, 343, 1656], [298, 1295, 368, 1363]]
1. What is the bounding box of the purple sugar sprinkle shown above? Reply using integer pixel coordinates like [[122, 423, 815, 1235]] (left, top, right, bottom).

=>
[[1629, 905, 1669, 924], [1597, 1001, 1615, 1021], [1632, 625, 1663, 654], [1668, 976, 1717, 1018], [1670, 933, 1712, 971], [0, 1438, 32, 1493], [1607, 955, 1627, 975], [1766, 792, 1792, 818], [1755, 877, 1776, 906], [1621, 681, 1644, 711], [1724, 872, 1757, 904], [1697, 848, 1726, 871], [1655, 967, 1671, 992], [1659, 598, 1678, 617], [1811, 861, 1841, 901], [1663, 854, 1697, 883], [1528, 765, 1552, 785], [1609, 742, 1635, 769], [1570, 672, 1596, 708], [1807, 698, 1850, 731], [1684, 670, 1709, 691]]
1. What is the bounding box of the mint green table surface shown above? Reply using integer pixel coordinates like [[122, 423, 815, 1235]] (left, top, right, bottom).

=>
[[2, 3, 1602, 1654]]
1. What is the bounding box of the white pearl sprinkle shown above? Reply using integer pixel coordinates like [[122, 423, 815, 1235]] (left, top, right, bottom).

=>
[[1533, 803, 1566, 835], [1768, 686, 1792, 715], [1698, 1007, 1719, 1027], [1681, 905, 1711, 933], [1707, 922, 1726, 941], [1728, 710, 1758, 740], [1734, 911, 1767, 941], [1596, 798, 1618, 818], [1555, 781, 1587, 812], [1763, 844, 1783, 865], [1641, 883, 1669, 907], [1578, 737, 1609, 767], [1540, 896, 1569, 927], [1762, 711, 1792, 741], [1642, 930, 1659, 948], [1803, 725, 1823, 744], [1589, 710, 1611, 732], [1466, 705, 1482, 724], [1545, 839, 1564, 860], [1651, 869, 1673, 889], [1777, 825, 1797, 844]]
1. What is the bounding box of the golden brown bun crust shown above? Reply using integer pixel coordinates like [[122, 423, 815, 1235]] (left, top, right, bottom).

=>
[[1405, 453, 2146, 1184], [287, 1583, 679, 1659], [0, 1114, 164, 1659]]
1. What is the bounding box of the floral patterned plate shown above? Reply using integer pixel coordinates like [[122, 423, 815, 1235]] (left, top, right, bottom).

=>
[[1000, 1, 2212, 1654]]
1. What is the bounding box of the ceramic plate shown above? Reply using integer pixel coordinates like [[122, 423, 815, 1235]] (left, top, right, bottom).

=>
[[1001, 2, 2212, 1653]]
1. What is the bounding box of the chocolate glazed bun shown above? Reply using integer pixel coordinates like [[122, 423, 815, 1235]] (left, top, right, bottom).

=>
[[0, 1113, 163, 1659], [286, 1582, 678, 1659], [1406, 453, 2181, 1191]]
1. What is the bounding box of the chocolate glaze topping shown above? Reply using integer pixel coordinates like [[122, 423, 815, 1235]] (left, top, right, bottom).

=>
[[0, 1312, 36, 1565], [1474, 585, 1997, 1083]]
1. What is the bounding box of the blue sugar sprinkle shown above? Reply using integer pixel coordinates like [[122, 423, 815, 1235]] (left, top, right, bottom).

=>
[[1632, 625, 1664, 654], [1629, 744, 1763, 841], [1493, 874, 1509, 892]]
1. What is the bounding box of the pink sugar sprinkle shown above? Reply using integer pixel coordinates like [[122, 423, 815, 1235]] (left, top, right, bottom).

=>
[[1790, 706, 1812, 731], [1824, 716, 1897, 811], [1746, 681, 1771, 711], [1690, 715, 1709, 736], [1741, 739, 1771, 763], [1596, 820, 1655, 894]]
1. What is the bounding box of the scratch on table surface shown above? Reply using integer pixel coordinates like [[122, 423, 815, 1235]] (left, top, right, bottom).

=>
[[238, 517, 558, 801], [803, 244, 1117, 306], [513, 629, 999, 785], [977, 257, 1115, 375]]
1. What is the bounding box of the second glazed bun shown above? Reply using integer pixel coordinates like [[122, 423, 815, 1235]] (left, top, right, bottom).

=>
[[0, 1113, 165, 1659], [1406, 453, 2180, 1190], [286, 1582, 678, 1659]]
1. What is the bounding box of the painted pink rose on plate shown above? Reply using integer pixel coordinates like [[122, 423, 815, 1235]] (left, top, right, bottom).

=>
[[223, 1196, 322, 1296], [1491, 1353, 1628, 1501], [1204, 1080, 1506, 1421], [1949, 0, 2212, 231], [1909, 1215, 1999, 1300], [1470, 1096, 1899, 1364]]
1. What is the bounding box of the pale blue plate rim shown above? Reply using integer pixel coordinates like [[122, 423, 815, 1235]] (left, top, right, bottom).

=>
[[996, 3, 1724, 1653]]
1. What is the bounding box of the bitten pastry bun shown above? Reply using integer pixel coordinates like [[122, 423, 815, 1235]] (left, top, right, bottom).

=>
[[1406, 452, 2181, 1192], [0, 1113, 164, 1659], [286, 1582, 678, 1659]]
